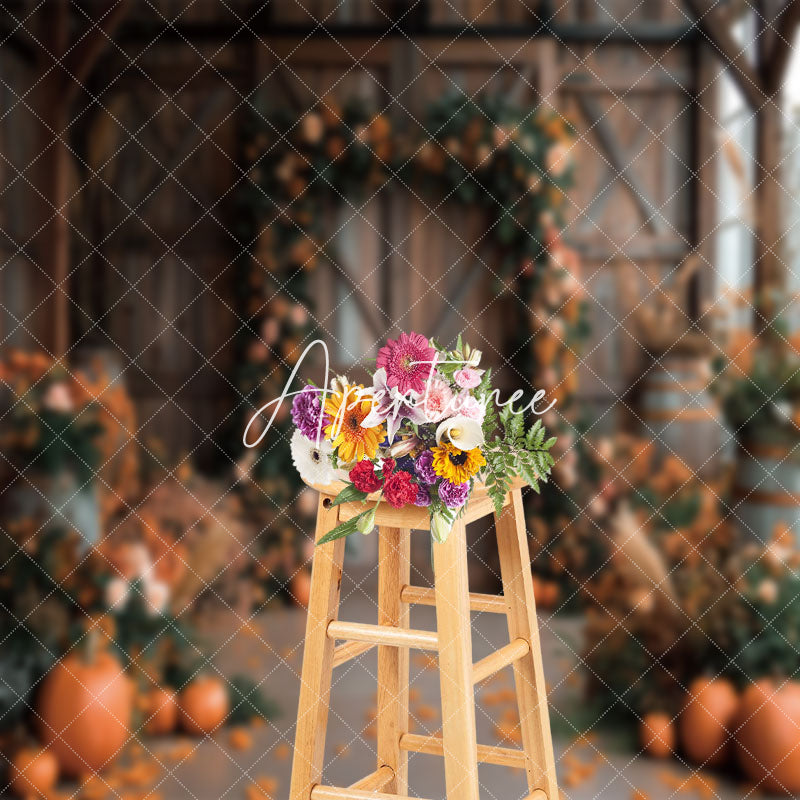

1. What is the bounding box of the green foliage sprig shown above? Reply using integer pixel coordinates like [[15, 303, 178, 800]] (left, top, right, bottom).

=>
[[482, 406, 556, 515]]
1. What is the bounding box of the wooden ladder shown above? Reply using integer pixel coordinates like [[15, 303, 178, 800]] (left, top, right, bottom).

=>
[[289, 481, 559, 800]]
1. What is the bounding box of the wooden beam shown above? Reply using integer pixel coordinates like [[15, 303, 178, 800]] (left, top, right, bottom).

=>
[[472, 638, 530, 685], [575, 93, 666, 236], [0, 21, 38, 63], [326, 621, 439, 651], [400, 585, 508, 614], [766, 0, 800, 94], [685, 0, 768, 108], [775, 0, 800, 40], [507, 63, 537, 104], [495, 489, 559, 796], [432, 261, 485, 339], [399, 732, 527, 768], [62, 0, 131, 102], [288, 497, 346, 800], [432, 517, 480, 800], [377, 525, 411, 794], [118, 22, 696, 46], [262, 51, 308, 113], [38, 0, 71, 357], [319, 243, 387, 339], [131, 89, 231, 213], [312, 788, 429, 800], [332, 640, 375, 668], [348, 766, 394, 792]]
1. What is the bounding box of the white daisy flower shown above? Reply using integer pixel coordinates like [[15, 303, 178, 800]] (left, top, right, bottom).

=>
[[290, 429, 336, 485]]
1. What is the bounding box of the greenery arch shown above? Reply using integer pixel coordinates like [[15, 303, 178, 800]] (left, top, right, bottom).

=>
[[233, 93, 587, 561]]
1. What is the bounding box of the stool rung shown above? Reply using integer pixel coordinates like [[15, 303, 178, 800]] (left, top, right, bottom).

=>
[[399, 732, 527, 768], [332, 640, 375, 668], [472, 637, 530, 684], [400, 585, 507, 614], [348, 765, 394, 791], [327, 620, 438, 651], [312, 787, 429, 800]]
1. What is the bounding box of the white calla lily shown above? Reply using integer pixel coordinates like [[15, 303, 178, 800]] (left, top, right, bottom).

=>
[[435, 415, 484, 450]]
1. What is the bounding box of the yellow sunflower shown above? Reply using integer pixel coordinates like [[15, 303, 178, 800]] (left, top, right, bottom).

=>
[[431, 442, 486, 484], [324, 385, 384, 463]]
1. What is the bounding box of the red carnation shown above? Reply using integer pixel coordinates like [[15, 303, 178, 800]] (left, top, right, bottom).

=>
[[383, 470, 417, 509], [349, 459, 383, 493], [381, 458, 396, 479]]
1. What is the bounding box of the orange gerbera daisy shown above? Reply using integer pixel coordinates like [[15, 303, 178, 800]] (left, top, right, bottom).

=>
[[324, 385, 384, 463]]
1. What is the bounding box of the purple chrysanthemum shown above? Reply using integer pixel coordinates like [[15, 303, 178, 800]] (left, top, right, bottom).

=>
[[291, 386, 329, 440], [414, 450, 437, 485], [438, 479, 470, 509], [413, 484, 431, 507]]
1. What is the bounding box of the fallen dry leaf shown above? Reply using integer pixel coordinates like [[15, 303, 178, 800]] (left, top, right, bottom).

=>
[[245, 776, 279, 800], [230, 727, 253, 750], [414, 704, 438, 721]]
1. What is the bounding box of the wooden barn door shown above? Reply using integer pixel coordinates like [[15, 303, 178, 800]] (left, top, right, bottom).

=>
[[553, 0, 696, 425], [74, 42, 242, 464], [266, 34, 556, 378]]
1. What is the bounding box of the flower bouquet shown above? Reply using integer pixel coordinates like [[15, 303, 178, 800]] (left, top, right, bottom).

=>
[[289, 333, 557, 544]]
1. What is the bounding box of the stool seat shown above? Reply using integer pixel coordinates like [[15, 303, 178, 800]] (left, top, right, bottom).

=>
[[304, 476, 528, 530], [289, 480, 559, 800]]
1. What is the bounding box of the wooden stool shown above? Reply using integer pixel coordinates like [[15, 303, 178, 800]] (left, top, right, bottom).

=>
[[289, 478, 558, 800]]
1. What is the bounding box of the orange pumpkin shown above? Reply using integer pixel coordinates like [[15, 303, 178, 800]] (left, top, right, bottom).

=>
[[38, 651, 132, 777], [680, 677, 739, 766], [735, 679, 800, 793], [290, 570, 312, 608], [179, 677, 229, 735], [143, 687, 178, 735], [9, 747, 58, 798], [640, 712, 675, 759]]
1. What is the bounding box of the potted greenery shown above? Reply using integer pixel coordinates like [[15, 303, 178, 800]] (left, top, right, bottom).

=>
[[716, 318, 800, 544], [0, 351, 103, 548]]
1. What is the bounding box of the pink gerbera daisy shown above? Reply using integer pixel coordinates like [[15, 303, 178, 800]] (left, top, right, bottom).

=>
[[376, 332, 436, 395]]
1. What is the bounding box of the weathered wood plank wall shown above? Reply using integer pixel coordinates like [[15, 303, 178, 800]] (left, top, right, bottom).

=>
[[0, 0, 711, 456]]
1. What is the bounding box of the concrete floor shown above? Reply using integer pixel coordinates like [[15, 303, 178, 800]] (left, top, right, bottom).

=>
[[20, 575, 766, 800]]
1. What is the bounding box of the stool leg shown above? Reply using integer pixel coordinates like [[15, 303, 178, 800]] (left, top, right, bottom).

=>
[[289, 496, 346, 800], [495, 488, 559, 798], [377, 526, 411, 793], [433, 518, 480, 800]]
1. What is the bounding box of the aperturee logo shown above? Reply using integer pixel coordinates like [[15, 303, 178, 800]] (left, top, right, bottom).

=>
[[243, 335, 558, 544]]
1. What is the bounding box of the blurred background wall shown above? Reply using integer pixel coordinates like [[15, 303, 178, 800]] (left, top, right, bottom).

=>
[[0, 0, 720, 453], [2, 2, 800, 799]]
